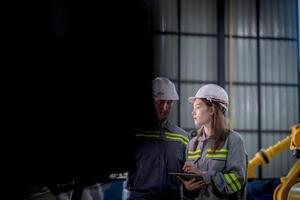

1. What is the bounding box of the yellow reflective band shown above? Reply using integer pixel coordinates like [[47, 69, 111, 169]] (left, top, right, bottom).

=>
[[188, 155, 200, 159], [224, 174, 237, 192], [135, 134, 159, 138], [188, 149, 201, 155], [139, 131, 189, 144], [165, 135, 188, 145], [229, 173, 241, 190], [165, 132, 189, 143], [206, 154, 227, 158], [207, 149, 229, 153]]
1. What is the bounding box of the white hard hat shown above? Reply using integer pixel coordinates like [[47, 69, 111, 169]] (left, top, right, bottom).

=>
[[188, 84, 228, 111], [152, 77, 179, 100]]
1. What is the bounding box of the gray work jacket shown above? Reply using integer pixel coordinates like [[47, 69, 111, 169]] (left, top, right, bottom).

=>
[[128, 120, 188, 200], [183, 130, 247, 200]]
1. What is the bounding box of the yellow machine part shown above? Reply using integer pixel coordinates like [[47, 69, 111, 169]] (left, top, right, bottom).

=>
[[247, 124, 300, 179], [287, 182, 300, 200], [247, 136, 291, 179], [246, 124, 300, 200], [290, 124, 300, 150], [273, 124, 300, 200], [273, 160, 300, 200]]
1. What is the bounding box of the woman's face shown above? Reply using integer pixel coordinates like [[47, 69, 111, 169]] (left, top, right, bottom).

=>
[[192, 99, 213, 129]]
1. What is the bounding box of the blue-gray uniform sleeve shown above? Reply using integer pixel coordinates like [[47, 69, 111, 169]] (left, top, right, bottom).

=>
[[201, 134, 247, 196]]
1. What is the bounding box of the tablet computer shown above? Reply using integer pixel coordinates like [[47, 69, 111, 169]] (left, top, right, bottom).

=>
[[168, 172, 203, 181]]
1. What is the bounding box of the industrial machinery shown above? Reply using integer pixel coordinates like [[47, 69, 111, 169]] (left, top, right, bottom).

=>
[[247, 124, 300, 200]]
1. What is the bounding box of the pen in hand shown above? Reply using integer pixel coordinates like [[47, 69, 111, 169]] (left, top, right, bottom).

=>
[[183, 157, 202, 176], [183, 157, 201, 173]]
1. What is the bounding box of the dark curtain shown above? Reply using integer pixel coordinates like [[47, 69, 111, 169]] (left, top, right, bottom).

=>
[[5, 1, 156, 199]]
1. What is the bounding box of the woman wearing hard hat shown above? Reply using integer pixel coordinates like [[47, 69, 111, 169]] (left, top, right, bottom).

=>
[[179, 84, 247, 200]]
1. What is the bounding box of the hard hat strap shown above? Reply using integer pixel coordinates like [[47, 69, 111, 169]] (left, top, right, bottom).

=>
[[206, 97, 228, 107]]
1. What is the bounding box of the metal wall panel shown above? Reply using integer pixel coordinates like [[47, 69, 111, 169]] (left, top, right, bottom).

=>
[[225, 39, 257, 82], [227, 85, 258, 130], [260, 40, 298, 84], [181, 36, 217, 81], [260, 0, 297, 38], [181, 0, 217, 34], [153, 35, 178, 80], [261, 86, 299, 130], [225, 0, 257, 36], [151, 0, 178, 32]]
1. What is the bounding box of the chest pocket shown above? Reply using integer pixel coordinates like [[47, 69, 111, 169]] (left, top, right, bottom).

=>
[[206, 148, 228, 171], [208, 157, 227, 171]]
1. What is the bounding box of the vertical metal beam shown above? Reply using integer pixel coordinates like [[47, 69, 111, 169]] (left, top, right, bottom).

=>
[[297, 0, 300, 121], [256, 0, 263, 179], [217, 0, 226, 88], [177, 0, 181, 126]]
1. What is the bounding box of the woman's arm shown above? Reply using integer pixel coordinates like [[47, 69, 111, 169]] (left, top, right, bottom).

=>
[[201, 134, 247, 196]]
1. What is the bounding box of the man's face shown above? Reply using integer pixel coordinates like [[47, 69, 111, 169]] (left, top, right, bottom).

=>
[[153, 99, 173, 123]]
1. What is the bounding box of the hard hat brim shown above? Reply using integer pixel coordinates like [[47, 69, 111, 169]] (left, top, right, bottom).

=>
[[188, 97, 198, 103], [154, 96, 179, 101]]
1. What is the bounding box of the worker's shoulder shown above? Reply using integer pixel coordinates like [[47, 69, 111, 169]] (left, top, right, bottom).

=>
[[165, 120, 187, 136], [228, 130, 244, 144]]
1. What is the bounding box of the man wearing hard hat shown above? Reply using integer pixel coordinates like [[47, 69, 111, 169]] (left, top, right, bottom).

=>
[[127, 77, 188, 200]]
